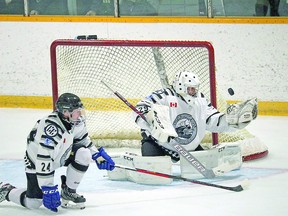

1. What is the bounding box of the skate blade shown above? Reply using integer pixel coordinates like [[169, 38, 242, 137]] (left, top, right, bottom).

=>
[[61, 199, 85, 210]]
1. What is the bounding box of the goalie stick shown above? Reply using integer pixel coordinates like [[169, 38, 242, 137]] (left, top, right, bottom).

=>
[[101, 80, 147, 121], [114, 164, 246, 192], [101, 80, 219, 178]]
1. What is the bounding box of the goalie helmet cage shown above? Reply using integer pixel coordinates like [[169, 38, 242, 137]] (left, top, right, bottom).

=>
[[50, 39, 268, 161]]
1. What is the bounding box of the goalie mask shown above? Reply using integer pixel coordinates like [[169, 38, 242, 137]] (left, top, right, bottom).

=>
[[173, 71, 200, 106], [56, 93, 86, 124]]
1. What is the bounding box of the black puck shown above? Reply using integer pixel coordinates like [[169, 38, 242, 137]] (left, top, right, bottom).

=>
[[228, 88, 234, 96]]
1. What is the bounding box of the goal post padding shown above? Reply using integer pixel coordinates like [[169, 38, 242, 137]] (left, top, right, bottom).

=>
[[50, 39, 268, 161]]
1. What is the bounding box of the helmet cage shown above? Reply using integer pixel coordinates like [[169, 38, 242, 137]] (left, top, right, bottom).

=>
[[173, 71, 201, 106], [173, 71, 200, 96]]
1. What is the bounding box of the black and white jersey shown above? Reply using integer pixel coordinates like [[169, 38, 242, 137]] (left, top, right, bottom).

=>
[[134, 88, 235, 151], [25, 112, 97, 187]]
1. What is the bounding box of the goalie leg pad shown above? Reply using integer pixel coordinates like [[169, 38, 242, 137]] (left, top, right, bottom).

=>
[[107, 155, 128, 181], [127, 154, 173, 185], [180, 144, 242, 179], [108, 153, 173, 185]]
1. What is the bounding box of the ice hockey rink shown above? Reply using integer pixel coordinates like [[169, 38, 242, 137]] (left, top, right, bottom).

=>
[[0, 108, 287, 216]]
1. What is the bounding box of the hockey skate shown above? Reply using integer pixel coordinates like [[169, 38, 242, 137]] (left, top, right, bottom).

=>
[[60, 176, 86, 209], [0, 182, 15, 203]]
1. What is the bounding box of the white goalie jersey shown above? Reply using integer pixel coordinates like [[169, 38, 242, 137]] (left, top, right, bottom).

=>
[[134, 88, 235, 152], [25, 112, 97, 187]]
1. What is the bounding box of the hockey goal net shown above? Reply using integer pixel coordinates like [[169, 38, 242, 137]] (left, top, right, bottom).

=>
[[50, 39, 268, 161]]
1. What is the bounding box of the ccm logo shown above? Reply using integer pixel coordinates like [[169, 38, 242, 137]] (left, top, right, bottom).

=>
[[43, 189, 58, 194], [124, 156, 133, 161]]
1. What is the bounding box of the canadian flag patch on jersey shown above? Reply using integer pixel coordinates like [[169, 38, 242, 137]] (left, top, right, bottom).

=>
[[170, 102, 178, 107]]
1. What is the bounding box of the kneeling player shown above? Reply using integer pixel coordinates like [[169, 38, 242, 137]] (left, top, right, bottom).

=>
[[0, 93, 115, 212]]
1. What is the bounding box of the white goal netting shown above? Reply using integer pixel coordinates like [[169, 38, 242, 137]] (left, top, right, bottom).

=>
[[50, 39, 268, 161]]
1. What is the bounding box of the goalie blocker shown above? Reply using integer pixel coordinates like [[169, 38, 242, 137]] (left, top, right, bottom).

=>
[[146, 104, 178, 143]]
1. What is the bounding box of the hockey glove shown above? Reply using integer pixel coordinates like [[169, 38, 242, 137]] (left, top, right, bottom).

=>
[[226, 98, 258, 129], [146, 104, 178, 144], [92, 147, 115, 171], [41, 185, 61, 212]]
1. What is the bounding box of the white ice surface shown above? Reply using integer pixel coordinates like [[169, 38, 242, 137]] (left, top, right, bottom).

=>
[[0, 108, 288, 216]]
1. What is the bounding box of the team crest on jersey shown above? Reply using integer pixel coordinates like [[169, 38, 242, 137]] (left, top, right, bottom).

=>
[[44, 124, 58, 137], [173, 113, 197, 145]]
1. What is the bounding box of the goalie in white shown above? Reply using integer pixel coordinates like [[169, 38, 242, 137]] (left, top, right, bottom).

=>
[[133, 71, 257, 176]]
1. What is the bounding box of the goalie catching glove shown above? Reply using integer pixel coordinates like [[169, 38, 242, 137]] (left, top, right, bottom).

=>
[[92, 147, 115, 171], [226, 98, 258, 129], [146, 104, 178, 143]]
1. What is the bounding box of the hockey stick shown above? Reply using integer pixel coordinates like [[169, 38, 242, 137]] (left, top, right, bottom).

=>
[[151, 47, 170, 89], [168, 141, 216, 178], [114, 164, 246, 192], [101, 80, 147, 122], [101, 80, 217, 178]]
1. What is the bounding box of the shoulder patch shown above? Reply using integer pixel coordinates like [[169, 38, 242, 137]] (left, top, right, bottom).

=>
[[44, 138, 53, 146], [44, 124, 58, 137]]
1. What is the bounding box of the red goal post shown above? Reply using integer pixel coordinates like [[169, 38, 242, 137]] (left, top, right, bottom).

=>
[[50, 39, 268, 161]]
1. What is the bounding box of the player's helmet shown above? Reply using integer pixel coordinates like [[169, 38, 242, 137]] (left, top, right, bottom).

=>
[[56, 93, 83, 112], [56, 93, 85, 124], [173, 71, 200, 105]]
